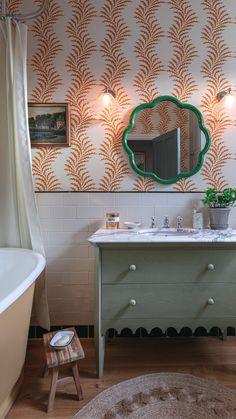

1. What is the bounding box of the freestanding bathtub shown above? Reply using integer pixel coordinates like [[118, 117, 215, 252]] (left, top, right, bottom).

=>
[[0, 248, 45, 418]]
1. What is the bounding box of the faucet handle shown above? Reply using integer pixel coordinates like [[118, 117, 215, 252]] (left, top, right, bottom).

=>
[[163, 215, 170, 229], [150, 216, 155, 228], [176, 216, 183, 230]]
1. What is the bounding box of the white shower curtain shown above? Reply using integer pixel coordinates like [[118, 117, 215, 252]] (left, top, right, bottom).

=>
[[0, 18, 50, 330]]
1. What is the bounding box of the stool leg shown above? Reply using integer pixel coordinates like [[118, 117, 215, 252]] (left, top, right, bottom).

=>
[[43, 363, 49, 378], [47, 366, 59, 413], [72, 362, 83, 400]]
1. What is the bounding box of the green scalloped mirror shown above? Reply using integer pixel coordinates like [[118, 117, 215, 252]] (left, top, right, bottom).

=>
[[122, 96, 211, 184]]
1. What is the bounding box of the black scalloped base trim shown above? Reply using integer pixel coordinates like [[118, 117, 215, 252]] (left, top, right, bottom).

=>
[[28, 325, 236, 339], [107, 326, 236, 338]]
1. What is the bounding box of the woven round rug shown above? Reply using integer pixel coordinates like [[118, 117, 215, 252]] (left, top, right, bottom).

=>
[[73, 373, 236, 419]]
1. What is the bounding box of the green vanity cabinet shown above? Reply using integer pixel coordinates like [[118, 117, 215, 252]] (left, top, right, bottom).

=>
[[94, 245, 236, 378]]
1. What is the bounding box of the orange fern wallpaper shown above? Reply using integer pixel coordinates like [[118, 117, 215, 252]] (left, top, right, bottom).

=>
[[24, 0, 236, 192]]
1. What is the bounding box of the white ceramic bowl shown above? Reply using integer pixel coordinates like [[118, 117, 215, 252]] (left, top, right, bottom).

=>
[[124, 221, 141, 230], [50, 331, 74, 350]]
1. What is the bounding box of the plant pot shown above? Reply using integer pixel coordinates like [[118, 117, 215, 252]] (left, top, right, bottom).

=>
[[208, 207, 231, 230]]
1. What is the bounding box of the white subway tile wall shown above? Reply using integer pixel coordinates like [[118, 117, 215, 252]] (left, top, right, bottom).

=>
[[36, 192, 236, 325]]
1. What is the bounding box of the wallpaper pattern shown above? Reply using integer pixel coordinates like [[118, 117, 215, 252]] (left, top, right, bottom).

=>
[[99, 0, 131, 191], [65, 0, 97, 191], [201, 0, 232, 191], [9, 0, 236, 191]]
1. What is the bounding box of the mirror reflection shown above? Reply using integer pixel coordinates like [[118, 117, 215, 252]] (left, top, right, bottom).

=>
[[126, 100, 206, 181]]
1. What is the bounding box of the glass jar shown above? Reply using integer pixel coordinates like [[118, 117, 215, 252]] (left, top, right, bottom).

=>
[[106, 212, 119, 229]]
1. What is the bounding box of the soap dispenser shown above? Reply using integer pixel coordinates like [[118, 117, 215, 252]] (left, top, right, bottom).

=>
[[193, 207, 203, 229]]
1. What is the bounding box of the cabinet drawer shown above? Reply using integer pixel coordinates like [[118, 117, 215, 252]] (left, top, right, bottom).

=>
[[101, 248, 236, 284], [102, 283, 236, 320]]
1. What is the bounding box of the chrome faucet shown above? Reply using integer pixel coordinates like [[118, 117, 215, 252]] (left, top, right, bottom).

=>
[[150, 216, 155, 228], [163, 215, 170, 229], [176, 216, 183, 231]]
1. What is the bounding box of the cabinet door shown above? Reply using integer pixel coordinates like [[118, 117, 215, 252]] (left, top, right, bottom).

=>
[[102, 248, 236, 284]]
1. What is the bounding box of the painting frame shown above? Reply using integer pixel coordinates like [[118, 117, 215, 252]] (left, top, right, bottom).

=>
[[134, 151, 146, 171], [28, 102, 70, 147]]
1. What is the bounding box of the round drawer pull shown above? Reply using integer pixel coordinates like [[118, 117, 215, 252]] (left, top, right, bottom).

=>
[[207, 298, 215, 305], [129, 299, 137, 306], [129, 264, 137, 271], [207, 263, 215, 271]]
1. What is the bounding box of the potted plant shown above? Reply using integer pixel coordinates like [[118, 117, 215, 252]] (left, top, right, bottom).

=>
[[202, 188, 236, 230]]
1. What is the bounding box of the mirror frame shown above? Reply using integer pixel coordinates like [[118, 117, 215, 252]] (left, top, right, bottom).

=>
[[122, 95, 211, 184]]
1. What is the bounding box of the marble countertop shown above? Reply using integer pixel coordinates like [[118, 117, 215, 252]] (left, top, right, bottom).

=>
[[88, 228, 236, 246]]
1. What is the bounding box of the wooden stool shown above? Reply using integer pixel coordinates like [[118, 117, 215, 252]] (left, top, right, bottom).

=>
[[43, 327, 85, 412]]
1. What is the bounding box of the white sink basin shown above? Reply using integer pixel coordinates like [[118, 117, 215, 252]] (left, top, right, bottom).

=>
[[138, 228, 198, 236]]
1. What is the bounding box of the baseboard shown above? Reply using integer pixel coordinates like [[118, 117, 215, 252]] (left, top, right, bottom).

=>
[[29, 325, 94, 338], [28, 325, 236, 339]]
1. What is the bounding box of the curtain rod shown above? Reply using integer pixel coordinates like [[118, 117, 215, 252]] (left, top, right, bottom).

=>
[[1, 0, 48, 21]]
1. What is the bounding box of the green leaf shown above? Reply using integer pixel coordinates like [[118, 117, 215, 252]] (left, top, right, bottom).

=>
[[202, 188, 236, 208]]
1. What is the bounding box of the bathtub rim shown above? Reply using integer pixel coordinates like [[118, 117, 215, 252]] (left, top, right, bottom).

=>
[[0, 248, 45, 315]]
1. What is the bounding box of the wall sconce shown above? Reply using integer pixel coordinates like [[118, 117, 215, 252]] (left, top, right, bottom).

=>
[[90, 87, 117, 122], [100, 87, 116, 107], [217, 88, 234, 109]]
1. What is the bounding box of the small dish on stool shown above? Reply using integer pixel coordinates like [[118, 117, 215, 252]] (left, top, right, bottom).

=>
[[50, 330, 74, 350], [124, 221, 141, 230]]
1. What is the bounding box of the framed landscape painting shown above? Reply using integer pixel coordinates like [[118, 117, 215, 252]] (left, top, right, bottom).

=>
[[28, 103, 70, 147]]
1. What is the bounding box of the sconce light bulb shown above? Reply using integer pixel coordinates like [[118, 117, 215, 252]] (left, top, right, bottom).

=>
[[99, 87, 116, 108], [217, 88, 234, 110], [102, 92, 113, 107], [224, 93, 234, 109]]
